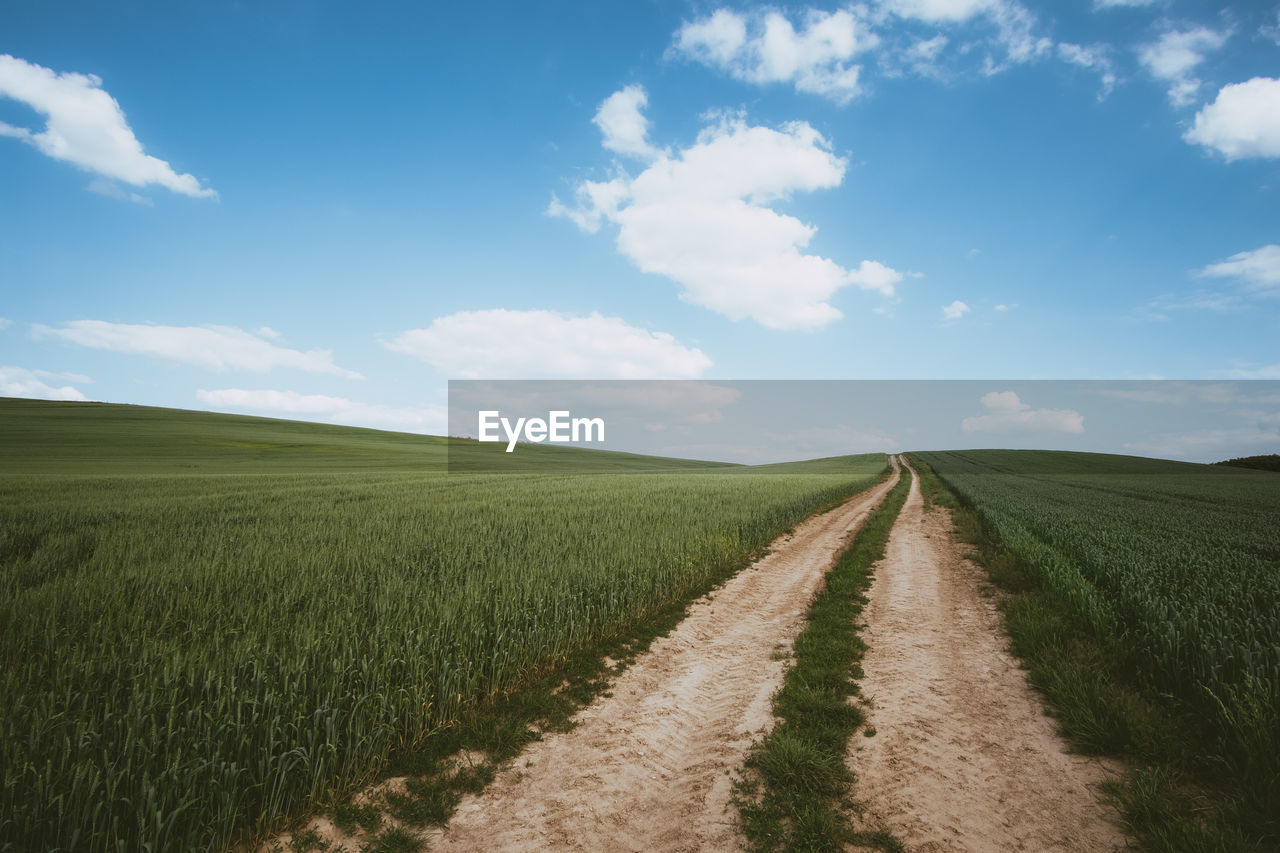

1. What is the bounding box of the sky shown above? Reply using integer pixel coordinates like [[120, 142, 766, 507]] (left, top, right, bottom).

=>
[[2, 0, 1279, 461]]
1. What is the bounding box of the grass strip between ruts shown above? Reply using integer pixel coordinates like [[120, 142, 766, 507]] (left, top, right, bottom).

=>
[[735, 462, 911, 853]]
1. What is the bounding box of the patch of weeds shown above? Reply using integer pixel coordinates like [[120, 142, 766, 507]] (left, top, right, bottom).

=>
[[332, 802, 382, 835], [289, 827, 330, 852], [735, 465, 910, 852], [359, 826, 422, 853]]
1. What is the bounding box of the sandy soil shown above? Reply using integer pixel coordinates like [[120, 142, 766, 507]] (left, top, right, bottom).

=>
[[426, 460, 903, 852], [846, 463, 1130, 852]]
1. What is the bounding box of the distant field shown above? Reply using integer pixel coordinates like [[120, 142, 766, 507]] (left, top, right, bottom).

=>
[[915, 449, 1280, 842], [0, 398, 886, 852]]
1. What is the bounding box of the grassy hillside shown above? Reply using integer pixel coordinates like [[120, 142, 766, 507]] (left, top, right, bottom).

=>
[[0, 398, 886, 851], [0, 397, 736, 474]]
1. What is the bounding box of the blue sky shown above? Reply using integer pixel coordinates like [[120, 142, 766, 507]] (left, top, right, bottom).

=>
[[2, 0, 1279, 459]]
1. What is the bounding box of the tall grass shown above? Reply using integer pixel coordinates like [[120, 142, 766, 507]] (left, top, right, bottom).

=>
[[0, 400, 885, 851]]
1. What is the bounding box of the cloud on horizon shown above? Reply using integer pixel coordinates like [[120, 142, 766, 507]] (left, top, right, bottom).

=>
[[196, 388, 446, 434], [961, 390, 1085, 433], [0, 365, 89, 401], [33, 321, 361, 378], [385, 309, 712, 379]]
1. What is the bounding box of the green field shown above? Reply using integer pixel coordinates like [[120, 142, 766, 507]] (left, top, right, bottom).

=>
[[0, 398, 887, 852], [915, 450, 1280, 848]]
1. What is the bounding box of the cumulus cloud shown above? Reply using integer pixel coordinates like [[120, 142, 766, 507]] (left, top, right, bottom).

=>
[[1138, 26, 1229, 107], [0, 365, 89, 401], [941, 299, 970, 320], [1196, 244, 1280, 294], [196, 389, 446, 434], [593, 85, 667, 161], [384, 309, 711, 379], [0, 54, 215, 198], [961, 391, 1084, 433], [671, 8, 873, 103], [1184, 77, 1280, 160], [550, 93, 904, 330], [32, 321, 361, 378]]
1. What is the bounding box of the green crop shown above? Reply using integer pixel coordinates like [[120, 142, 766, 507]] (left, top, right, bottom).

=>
[[915, 449, 1280, 840], [0, 399, 885, 851]]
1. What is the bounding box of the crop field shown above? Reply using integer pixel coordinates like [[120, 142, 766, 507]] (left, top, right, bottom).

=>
[[915, 450, 1280, 842], [0, 399, 886, 852]]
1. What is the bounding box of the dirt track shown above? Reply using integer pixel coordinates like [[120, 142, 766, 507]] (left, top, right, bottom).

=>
[[846, 463, 1129, 851], [429, 461, 903, 852]]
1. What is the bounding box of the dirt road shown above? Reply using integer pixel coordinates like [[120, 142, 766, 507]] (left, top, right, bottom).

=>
[[846, 463, 1128, 851], [429, 461, 903, 852]]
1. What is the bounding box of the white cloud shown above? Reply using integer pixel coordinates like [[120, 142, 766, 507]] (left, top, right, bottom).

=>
[[1196, 244, 1280, 294], [672, 8, 874, 103], [1057, 42, 1116, 98], [551, 96, 904, 330], [1094, 0, 1155, 7], [195, 389, 446, 434], [880, 0, 1051, 70], [32, 321, 361, 378], [881, 0, 999, 23], [0, 54, 215, 198], [1138, 26, 1229, 107], [994, 303, 1011, 311], [1184, 77, 1280, 160], [0, 317, 11, 330], [961, 390, 1085, 433], [593, 85, 666, 162], [385, 309, 712, 379], [0, 365, 89, 401], [902, 34, 950, 74], [941, 299, 970, 320]]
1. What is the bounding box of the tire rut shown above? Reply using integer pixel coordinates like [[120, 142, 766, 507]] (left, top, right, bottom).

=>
[[846, 462, 1130, 852]]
